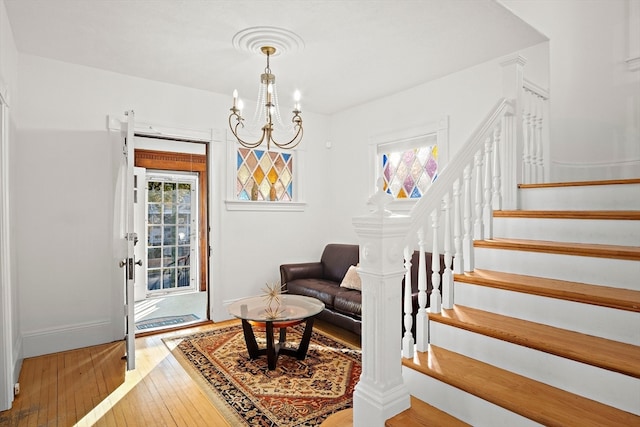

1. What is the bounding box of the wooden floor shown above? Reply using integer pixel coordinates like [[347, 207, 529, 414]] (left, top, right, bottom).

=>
[[0, 320, 361, 427]]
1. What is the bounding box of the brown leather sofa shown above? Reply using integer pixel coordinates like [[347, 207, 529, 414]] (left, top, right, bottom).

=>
[[280, 243, 444, 336]]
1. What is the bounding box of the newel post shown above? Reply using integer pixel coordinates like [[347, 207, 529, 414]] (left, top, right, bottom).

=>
[[500, 53, 526, 210], [352, 186, 411, 427]]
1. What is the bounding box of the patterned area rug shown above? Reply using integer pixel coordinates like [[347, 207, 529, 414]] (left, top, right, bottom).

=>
[[164, 322, 361, 426]]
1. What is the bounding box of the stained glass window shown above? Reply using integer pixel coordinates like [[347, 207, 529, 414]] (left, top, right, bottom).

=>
[[381, 145, 438, 199], [236, 148, 294, 201]]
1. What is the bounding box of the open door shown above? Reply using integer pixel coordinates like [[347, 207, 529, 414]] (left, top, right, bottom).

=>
[[133, 166, 147, 302], [119, 110, 137, 370]]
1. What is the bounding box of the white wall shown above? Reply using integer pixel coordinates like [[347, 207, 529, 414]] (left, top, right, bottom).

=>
[[325, 50, 547, 242], [502, 0, 640, 181], [14, 54, 330, 356], [0, 0, 20, 411]]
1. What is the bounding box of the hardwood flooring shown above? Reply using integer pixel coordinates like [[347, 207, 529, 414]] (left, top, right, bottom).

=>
[[0, 320, 360, 427]]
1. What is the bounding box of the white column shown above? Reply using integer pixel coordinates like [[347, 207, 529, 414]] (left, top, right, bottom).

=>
[[402, 246, 414, 359], [352, 191, 411, 427], [500, 54, 526, 210], [492, 123, 503, 211], [535, 94, 545, 183], [415, 227, 429, 352], [473, 147, 484, 240], [522, 90, 533, 184], [462, 164, 474, 272], [442, 194, 453, 309], [429, 209, 442, 314], [483, 137, 493, 239], [452, 178, 464, 274]]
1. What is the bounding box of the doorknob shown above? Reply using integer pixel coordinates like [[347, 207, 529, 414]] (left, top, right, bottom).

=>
[[135, 259, 143, 267], [119, 259, 127, 268]]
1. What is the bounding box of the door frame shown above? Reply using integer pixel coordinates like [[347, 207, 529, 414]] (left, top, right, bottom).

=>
[[134, 148, 209, 293], [0, 77, 13, 410]]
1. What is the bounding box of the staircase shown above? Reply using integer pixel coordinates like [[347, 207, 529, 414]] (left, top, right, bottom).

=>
[[391, 179, 640, 426]]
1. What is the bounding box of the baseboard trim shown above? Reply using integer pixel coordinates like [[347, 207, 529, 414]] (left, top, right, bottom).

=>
[[22, 320, 115, 358]]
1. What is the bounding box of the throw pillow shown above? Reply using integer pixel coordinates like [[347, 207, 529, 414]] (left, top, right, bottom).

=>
[[340, 265, 362, 291]]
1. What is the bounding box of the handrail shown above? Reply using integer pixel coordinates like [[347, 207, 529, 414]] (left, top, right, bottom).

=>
[[406, 98, 515, 240]]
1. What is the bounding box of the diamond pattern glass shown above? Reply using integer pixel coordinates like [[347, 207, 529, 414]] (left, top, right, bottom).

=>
[[236, 148, 294, 201], [382, 145, 438, 199]]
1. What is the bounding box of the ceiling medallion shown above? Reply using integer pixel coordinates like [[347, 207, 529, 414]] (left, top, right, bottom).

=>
[[232, 26, 305, 57]]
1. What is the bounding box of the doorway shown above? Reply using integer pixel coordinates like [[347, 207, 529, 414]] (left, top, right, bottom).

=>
[[132, 141, 209, 333]]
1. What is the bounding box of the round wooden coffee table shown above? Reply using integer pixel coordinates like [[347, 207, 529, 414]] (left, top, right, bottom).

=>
[[227, 294, 325, 370]]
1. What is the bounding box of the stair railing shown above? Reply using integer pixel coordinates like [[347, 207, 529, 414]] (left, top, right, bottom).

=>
[[402, 98, 515, 356], [351, 57, 548, 426], [351, 98, 516, 427]]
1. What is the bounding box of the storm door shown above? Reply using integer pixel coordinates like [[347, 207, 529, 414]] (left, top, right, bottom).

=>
[[146, 172, 199, 295]]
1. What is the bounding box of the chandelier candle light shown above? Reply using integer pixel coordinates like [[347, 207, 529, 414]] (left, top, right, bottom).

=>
[[229, 46, 303, 150]]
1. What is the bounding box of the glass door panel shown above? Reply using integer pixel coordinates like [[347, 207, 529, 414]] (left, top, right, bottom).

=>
[[146, 172, 198, 295]]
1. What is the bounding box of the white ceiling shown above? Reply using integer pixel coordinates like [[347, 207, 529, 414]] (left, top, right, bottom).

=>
[[4, 0, 545, 115]]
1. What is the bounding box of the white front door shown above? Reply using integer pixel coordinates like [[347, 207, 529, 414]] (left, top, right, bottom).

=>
[[121, 110, 137, 370], [133, 167, 147, 302]]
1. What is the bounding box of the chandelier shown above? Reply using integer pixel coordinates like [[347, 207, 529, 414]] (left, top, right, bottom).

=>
[[229, 46, 303, 150]]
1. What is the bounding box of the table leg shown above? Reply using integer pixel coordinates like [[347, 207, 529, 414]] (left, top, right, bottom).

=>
[[296, 317, 315, 360], [279, 327, 287, 344], [265, 321, 277, 370], [241, 319, 260, 359]]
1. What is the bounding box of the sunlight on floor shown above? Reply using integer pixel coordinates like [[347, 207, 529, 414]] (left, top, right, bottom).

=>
[[73, 340, 169, 426], [134, 297, 165, 321]]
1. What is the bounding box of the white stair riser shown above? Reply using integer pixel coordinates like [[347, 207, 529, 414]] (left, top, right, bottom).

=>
[[454, 282, 640, 345], [520, 184, 640, 210], [402, 366, 542, 427], [493, 217, 640, 246], [430, 322, 640, 415], [474, 247, 640, 290]]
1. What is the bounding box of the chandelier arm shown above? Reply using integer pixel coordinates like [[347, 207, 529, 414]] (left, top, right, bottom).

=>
[[229, 113, 268, 149], [270, 123, 304, 150]]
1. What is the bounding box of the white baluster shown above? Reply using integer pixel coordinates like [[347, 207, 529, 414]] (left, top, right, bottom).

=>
[[430, 209, 442, 314], [415, 227, 428, 351], [492, 122, 503, 211], [529, 91, 537, 183], [462, 164, 474, 272], [453, 178, 463, 274], [442, 194, 453, 309], [536, 94, 545, 183], [483, 136, 493, 239], [402, 246, 414, 359], [522, 89, 532, 184], [529, 91, 539, 184], [473, 147, 484, 240]]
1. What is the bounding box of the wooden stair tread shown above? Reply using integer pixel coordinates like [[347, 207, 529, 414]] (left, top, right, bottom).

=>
[[494, 210, 640, 220], [519, 178, 640, 189], [429, 305, 640, 378], [386, 396, 471, 427], [403, 345, 640, 427], [474, 237, 640, 261], [455, 269, 640, 312]]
